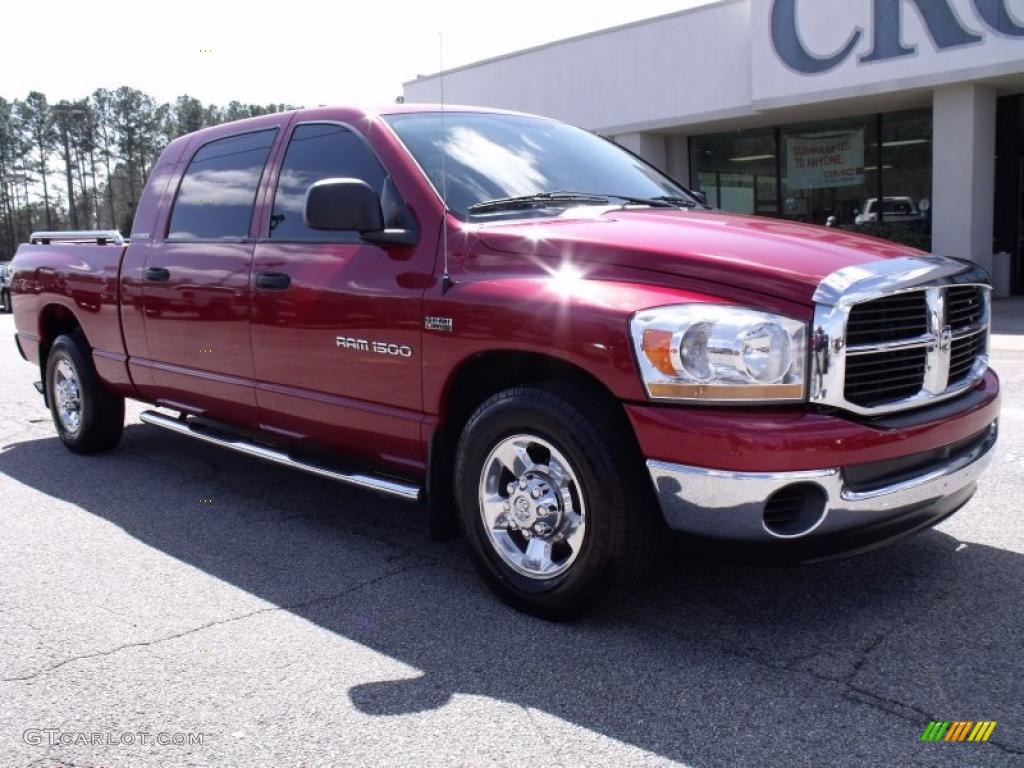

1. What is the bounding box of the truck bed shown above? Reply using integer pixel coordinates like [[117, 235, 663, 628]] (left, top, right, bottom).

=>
[[11, 234, 129, 378]]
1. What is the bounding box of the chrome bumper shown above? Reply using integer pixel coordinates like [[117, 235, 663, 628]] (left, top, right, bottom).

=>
[[647, 422, 997, 543]]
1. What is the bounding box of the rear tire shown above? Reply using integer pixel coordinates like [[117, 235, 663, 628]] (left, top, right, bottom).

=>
[[454, 385, 664, 619], [46, 333, 124, 454], [0, 289, 10, 313]]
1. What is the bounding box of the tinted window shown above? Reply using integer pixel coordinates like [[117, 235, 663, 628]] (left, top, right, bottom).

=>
[[168, 129, 276, 239], [384, 112, 693, 219], [270, 123, 387, 240]]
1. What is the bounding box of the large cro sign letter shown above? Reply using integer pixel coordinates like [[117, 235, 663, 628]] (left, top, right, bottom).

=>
[[771, 0, 1024, 75]]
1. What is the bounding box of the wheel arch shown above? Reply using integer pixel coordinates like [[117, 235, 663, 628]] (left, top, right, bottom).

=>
[[427, 349, 642, 540], [37, 304, 85, 406]]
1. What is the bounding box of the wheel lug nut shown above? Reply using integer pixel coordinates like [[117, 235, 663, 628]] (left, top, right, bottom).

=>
[[519, 479, 527, 490], [502, 502, 511, 512], [507, 482, 516, 494], [531, 488, 542, 499]]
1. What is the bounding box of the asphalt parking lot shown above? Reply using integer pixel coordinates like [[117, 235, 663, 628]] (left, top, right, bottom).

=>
[[0, 311, 1022, 768]]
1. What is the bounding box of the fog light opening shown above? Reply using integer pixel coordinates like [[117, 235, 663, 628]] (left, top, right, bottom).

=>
[[762, 483, 828, 538]]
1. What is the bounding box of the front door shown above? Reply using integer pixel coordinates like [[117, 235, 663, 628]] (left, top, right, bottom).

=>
[[250, 122, 434, 475], [140, 128, 278, 426]]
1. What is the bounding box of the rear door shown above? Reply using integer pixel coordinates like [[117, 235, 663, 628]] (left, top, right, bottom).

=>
[[250, 121, 434, 474], [139, 128, 278, 426]]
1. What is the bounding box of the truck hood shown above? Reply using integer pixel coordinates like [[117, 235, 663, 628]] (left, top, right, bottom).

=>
[[472, 208, 921, 305]]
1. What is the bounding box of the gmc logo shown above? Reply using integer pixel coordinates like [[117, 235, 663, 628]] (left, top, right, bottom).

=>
[[772, 0, 1024, 74]]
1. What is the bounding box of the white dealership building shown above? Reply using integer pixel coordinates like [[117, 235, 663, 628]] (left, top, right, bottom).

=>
[[404, 0, 1024, 295]]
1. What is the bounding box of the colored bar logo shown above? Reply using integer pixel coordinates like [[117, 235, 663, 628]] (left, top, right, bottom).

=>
[[921, 721, 997, 742]]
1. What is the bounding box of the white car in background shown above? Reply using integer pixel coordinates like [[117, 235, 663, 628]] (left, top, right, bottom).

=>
[[854, 196, 926, 225]]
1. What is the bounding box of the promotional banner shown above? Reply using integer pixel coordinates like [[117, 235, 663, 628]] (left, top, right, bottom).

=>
[[786, 129, 864, 189]]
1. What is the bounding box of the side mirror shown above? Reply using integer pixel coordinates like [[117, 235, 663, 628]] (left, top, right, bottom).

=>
[[304, 177, 419, 246], [305, 178, 384, 232]]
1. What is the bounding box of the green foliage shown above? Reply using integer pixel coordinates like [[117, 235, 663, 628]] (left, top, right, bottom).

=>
[[837, 222, 933, 252], [0, 89, 295, 258]]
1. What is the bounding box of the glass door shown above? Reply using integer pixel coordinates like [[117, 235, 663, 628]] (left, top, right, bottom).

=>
[[1019, 155, 1023, 286]]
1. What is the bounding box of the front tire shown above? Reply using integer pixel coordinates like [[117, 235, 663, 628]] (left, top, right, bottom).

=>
[[46, 333, 124, 454], [454, 385, 663, 619]]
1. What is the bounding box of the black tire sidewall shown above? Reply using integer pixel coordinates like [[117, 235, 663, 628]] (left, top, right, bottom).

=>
[[45, 334, 121, 452], [455, 389, 625, 616]]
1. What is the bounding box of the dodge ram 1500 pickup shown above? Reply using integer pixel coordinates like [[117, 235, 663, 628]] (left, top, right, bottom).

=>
[[10, 105, 1000, 618]]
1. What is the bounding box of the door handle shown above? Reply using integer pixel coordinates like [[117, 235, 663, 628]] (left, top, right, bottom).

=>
[[255, 271, 291, 291], [143, 266, 170, 282]]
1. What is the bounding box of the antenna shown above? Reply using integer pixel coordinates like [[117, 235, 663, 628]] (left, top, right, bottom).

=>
[[439, 31, 452, 294]]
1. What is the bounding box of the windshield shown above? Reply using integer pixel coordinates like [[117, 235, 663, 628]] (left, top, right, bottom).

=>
[[384, 112, 696, 219]]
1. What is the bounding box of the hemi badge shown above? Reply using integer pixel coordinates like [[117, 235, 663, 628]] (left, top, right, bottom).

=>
[[425, 316, 453, 332]]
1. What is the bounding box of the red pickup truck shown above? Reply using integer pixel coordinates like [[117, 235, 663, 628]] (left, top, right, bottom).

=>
[[10, 105, 999, 618]]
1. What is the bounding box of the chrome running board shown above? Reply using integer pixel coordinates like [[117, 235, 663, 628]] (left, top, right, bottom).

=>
[[139, 410, 422, 502]]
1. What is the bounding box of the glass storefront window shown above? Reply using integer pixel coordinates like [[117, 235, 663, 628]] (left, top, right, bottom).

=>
[[691, 128, 777, 216], [780, 116, 878, 228], [879, 109, 933, 236], [690, 108, 934, 250]]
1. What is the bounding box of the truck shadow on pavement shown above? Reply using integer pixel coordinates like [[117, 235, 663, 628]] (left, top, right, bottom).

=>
[[1, 423, 1021, 767]]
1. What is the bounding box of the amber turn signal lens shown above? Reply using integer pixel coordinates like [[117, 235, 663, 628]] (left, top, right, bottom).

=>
[[641, 329, 677, 376]]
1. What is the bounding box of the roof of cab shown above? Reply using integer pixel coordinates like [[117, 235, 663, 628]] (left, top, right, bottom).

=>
[[158, 103, 547, 164]]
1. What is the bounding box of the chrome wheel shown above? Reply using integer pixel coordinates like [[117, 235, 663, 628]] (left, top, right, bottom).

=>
[[53, 359, 82, 434], [478, 433, 587, 579]]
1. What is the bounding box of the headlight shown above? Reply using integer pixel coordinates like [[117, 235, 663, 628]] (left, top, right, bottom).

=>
[[631, 304, 806, 402]]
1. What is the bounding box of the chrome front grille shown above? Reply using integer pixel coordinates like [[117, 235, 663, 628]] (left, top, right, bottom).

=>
[[811, 257, 991, 416], [947, 285, 984, 330], [845, 292, 928, 346], [844, 346, 927, 407], [949, 330, 987, 384]]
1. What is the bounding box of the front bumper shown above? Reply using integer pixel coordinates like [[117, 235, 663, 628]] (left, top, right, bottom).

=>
[[648, 420, 997, 559]]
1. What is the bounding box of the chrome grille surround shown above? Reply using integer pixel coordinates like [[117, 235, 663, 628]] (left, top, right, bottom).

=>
[[810, 256, 991, 416]]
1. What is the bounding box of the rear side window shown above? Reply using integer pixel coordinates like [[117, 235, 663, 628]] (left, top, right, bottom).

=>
[[168, 129, 277, 240], [269, 123, 387, 240]]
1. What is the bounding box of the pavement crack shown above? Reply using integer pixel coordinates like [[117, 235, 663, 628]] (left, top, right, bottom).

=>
[[845, 632, 885, 685], [2, 605, 281, 683], [3, 556, 422, 684]]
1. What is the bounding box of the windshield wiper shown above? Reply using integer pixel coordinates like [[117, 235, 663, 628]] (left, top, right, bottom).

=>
[[467, 192, 611, 214], [645, 195, 702, 208], [466, 191, 702, 215]]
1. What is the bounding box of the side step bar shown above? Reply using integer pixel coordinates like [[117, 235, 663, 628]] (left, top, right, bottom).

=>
[[139, 410, 422, 502]]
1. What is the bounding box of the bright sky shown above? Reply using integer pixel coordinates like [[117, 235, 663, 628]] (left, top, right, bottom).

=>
[[0, 0, 715, 107]]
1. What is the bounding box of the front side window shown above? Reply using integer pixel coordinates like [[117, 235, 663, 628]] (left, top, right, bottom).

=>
[[168, 129, 276, 240], [270, 123, 387, 240], [384, 112, 694, 219]]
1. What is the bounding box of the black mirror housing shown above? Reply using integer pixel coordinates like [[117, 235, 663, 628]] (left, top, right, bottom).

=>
[[304, 178, 385, 232]]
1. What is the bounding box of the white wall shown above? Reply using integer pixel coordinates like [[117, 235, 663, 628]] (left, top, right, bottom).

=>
[[405, 0, 1024, 135], [931, 84, 998, 266], [403, 0, 753, 134]]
